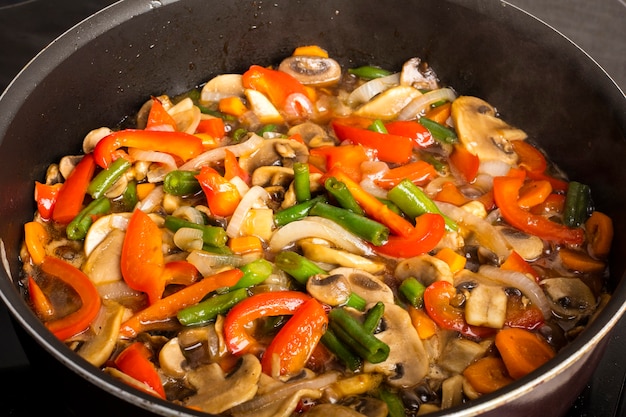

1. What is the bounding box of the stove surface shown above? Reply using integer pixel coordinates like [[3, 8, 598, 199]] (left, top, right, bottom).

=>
[[1, 0, 625, 416]]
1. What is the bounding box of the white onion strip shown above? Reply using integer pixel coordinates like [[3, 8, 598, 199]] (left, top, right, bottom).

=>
[[478, 265, 552, 319], [436, 201, 511, 262], [226, 185, 270, 238], [269, 217, 373, 256], [348, 73, 400, 105], [397, 87, 457, 121], [179, 133, 264, 171]]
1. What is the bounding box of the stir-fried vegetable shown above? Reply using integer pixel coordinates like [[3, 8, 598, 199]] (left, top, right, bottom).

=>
[[20, 48, 613, 416]]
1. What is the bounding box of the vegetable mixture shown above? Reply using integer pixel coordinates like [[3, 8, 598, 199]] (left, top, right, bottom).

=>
[[21, 46, 614, 416]]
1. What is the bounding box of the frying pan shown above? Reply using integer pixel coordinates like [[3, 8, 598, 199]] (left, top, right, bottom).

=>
[[0, 0, 625, 416]]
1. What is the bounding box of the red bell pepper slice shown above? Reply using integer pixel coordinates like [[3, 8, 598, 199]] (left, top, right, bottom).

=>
[[34, 182, 62, 221], [114, 342, 166, 399], [501, 250, 540, 282], [374, 160, 437, 189], [93, 129, 204, 168], [223, 148, 250, 184], [423, 280, 495, 340], [449, 143, 479, 183], [332, 119, 413, 164], [310, 144, 370, 183], [121, 209, 165, 305], [196, 117, 226, 138], [261, 298, 328, 377], [146, 97, 177, 131], [195, 166, 242, 217], [372, 213, 445, 258], [493, 176, 585, 245], [223, 291, 311, 355], [327, 167, 415, 237], [52, 154, 96, 224], [504, 292, 544, 330], [242, 65, 310, 110], [39, 255, 101, 341], [384, 120, 435, 148], [510, 140, 546, 175]]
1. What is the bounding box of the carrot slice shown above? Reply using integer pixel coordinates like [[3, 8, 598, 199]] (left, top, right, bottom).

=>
[[495, 328, 555, 379], [558, 247, 606, 274], [463, 356, 514, 394], [434, 247, 466, 274], [585, 211, 613, 259], [517, 179, 552, 209], [408, 306, 437, 339]]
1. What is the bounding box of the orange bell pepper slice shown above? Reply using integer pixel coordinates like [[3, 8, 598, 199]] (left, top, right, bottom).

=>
[[52, 154, 96, 224], [195, 166, 242, 217], [449, 143, 479, 183], [385, 120, 435, 148], [372, 213, 445, 258], [121, 209, 165, 305], [493, 176, 584, 245], [242, 64, 310, 110], [39, 256, 101, 341], [310, 144, 370, 183], [374, 160, 438, 189]]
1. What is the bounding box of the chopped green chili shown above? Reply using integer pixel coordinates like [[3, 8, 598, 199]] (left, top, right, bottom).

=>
[[563, 181, 591, 227], [87, 157, 132, 199], [66, 197, 111, 240], [388, 179, 458, 232], [419, 116, 458, 144], [164, 215, 228, 248], [177, 288, 248, 326], [163, 170, 201, 196], [293, 162, 311, 203], [309, 201, 389, 246]]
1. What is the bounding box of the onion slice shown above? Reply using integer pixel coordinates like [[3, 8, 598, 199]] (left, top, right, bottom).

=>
[[397, 87, 457, 120], [226, 186, 270, 238], [269, 217, 373, 256], [179, 133, 264, 171], [347, 73, 400, 106], [478, 265, 552, 319]]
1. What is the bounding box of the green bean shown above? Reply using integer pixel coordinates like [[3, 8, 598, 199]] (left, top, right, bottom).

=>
[[66, 197, 111, 240], [309, 201, 389, 246], [230, 259, 274, 290], [376, 197, 403, 216], [388, 179, 458, 232], [328, 307, 390, 364], [163, 170, 201, 196], [348, 65, 392, 80], [177, 288, 248, 326], [345, 292, 367, 312], [119, 180, 138, 212], [164, 215, 228, 248], [232, 128, 248, 142], [379, 386, 407, 417], [274, 251, 326, 285], [399, 277, 426, 308], [325, 177, 364, 215], [293, 162, 311, 203], [321, 329, 362, 371], [563, 181, 591, 227], [273, 195, 326, 227], [87, 157, 132, 199], [368, 119, 388, 134], [257, 124, 278, 136], [419, 117, 458, 144], [362, 301, 385, 334]]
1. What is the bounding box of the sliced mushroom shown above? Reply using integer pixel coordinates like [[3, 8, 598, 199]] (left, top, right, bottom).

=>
[[279, 55, 342, 87], [301, 241, 385, 274], [451, 96, 527, 166], [185, 354, 262, 414], [83, 213, 132, 257], [200, 73, 244, 105], [439, 338, 488, 374], [440, 374, 464, 410], [354, 85, 422, 120], [306, 273, 352, 306], [239, 138, 309, 173], [288, 122, 335, 148], [394, 254, 453, 286], [496, 226, 545, 261], [363, 303, 429, 387], [330, 267, 394, 304], [77, 299, 125, 367], [541, 277, 597, 319], [251, 166, 294, 188], [59, 155, 84, 180], [159, 337, 188, 378], [83, 127, 113, 154], [82, 228, 125, 285], [464, 283, 507, 328], [400, 57, 440, 91]]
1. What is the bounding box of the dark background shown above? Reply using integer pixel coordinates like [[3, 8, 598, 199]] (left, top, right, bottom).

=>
[[1, 0, 625, 416]]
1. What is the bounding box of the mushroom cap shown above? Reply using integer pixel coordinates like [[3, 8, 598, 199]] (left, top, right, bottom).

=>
[[278, 55, 342, 87]]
